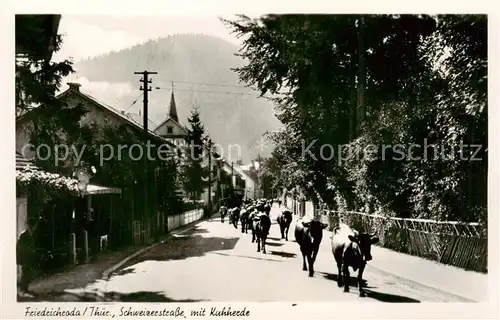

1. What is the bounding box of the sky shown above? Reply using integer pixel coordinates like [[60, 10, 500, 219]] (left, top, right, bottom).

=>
[[53, 15, 243, 63]]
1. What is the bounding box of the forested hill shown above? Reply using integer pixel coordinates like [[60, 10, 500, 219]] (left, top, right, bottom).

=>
[[72, 34, 280, 162]]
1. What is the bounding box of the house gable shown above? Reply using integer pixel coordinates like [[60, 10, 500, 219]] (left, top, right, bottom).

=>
[[154, 118, 189, 137]]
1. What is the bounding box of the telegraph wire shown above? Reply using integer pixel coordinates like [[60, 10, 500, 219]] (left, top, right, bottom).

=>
[[162, 79, 254, 89], [125, 92, 144, 112], [155, 86, 263, 97], [156, 80, 278, 99]]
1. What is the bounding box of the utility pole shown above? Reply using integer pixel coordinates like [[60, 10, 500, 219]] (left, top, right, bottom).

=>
[[207, 138, 212, 215], [134, 70, 157, 244]]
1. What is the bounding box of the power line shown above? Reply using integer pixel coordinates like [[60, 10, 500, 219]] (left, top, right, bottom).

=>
[[155, 86, 263, 97], [162, 79, 253, 89], [158, 80, 277, 99], [125, 92, 144, 112]]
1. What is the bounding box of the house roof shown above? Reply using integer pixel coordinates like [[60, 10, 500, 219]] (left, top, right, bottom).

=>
[[54, 86, 176, 149], [16, 85, 181, 158], [233, 165, 257, 183], [239, 164, 254, 171], [15, 14, 61, 62], [220, 161, 243, 178]]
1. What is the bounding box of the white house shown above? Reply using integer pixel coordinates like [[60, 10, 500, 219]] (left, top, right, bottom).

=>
[[233, 164, 257, 200]]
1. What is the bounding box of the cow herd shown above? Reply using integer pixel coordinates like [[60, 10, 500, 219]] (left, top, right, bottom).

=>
[[220, 199, 273, 253], [219, 199, 379, 297]]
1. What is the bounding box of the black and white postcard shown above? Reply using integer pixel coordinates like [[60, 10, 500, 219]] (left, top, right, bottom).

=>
[[1, 1, 498, 319]]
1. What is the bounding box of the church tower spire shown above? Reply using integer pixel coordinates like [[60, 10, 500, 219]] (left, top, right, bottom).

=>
[[168, 81, 178, 122]]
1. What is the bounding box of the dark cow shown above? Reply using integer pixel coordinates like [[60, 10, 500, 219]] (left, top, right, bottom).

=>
[[277, 209, 293, 241], [246, 209, 258, 242], [252, 213, 272, 253], [220, 206, 228, 223], [255, 203, 264, 213], [294, 218, 328, 277], [230, 207, 240, 228], [263, 204, 271, 216], [239, 209, 250, 233], [331, 224, 379, 297]]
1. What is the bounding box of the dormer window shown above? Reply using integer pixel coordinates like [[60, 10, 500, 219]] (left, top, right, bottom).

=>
[[167, 126, 173, 134]]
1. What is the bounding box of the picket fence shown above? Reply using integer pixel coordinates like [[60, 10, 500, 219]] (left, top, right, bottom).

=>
[[132, 208, 204, 244], [167, 208, 204, 232], [321, 210, 487, 273]]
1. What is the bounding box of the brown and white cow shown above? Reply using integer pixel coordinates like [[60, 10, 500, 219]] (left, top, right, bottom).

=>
[[331, 223, 379, 297]]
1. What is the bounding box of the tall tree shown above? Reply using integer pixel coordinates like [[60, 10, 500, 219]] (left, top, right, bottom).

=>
[[181, 104, 206, 200], [15, 15, 85, 174], [224, 14, 486, 222]]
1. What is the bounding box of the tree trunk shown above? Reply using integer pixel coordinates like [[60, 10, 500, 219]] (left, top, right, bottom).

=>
[[349, 67, 358, 141], [357, 16, 366, 134]]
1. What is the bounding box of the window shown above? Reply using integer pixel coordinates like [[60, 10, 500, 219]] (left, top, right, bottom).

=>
[[167, 126, 173, 134]]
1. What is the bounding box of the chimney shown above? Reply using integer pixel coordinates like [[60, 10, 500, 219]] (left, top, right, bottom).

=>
[[67, 82, 81, 92]]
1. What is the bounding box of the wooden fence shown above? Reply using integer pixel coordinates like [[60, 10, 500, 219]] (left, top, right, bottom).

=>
[[167, 208, 204, 232], [321, 210, 487, 273], [132, 208, 204, 244]]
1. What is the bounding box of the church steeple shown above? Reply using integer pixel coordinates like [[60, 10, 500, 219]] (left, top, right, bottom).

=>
[[169, 81, 178, 122]]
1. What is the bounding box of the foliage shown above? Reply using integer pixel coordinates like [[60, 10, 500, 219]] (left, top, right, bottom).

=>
[[15, 15, 74, 115], [15, 15, 87, 176], [76, 123, 183, 217], [16, 167, 78, 199], [257, 153, 283, 198], [225, 14, 487, 223], [181, 105, 207, 199]]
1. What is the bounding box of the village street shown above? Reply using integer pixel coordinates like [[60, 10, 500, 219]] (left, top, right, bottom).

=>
[[54, 204, 483, 303]]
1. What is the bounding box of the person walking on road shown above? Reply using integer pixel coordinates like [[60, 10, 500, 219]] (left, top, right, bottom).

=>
[[17, 228, 36, 297], [17, 214, 42, 298], [220, 206, 228, 223]]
